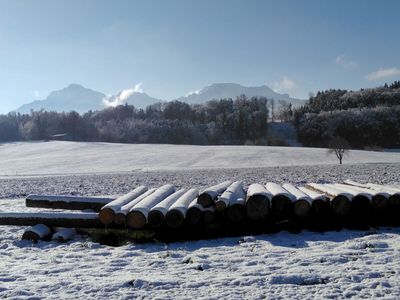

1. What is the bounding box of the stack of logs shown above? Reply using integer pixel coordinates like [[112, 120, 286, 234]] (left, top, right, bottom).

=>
[[0, 180, 399, 242]]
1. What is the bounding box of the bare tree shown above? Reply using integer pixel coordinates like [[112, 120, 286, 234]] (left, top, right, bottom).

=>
[[327, 136, 350, 165]]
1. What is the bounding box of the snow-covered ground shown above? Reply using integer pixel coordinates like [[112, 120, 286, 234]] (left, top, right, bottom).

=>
[[0, 141, 400, 176], [0, 141, 400, 299]]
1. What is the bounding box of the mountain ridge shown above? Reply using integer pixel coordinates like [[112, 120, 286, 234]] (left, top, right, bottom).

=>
[[14, 82, 305, 114]]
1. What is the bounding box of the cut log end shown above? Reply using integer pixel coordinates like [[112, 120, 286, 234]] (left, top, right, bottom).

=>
[[165, 210, 184, 228], [389, 194, 400, 208], [197, 194, 213, 208], [246, 195, 270, 221], [271, 195, 293, 219], [186, 207, 202, 225], [98, 208, 115, 225], [203, 210, 215, 224], [215, 201, 227, 212], [371, 195, 388, 211], [311, 199, 330, 217], [227, 204, 245, 222], [331, 195, 351, 217], [294, 200, 312, 218], [351, 195, 372, 217], [22, 231, 42, 242], [114, 213, 126, 226], [148, 210, 165, 228], [127, 211, 147, 229]]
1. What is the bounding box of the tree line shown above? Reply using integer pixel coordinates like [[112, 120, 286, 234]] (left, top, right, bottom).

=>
[[0, 96, 269, 145], [293, 81, 400, 148]]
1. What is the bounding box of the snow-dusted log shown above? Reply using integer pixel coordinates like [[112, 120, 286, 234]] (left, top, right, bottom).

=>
[[203, 207, 215, 224], [307, 183, 352, 217], [0, 212, 103, 228], [282, 184, 312, 219], [99, 186, 148, 225], [22, 224, 52, 241], [265, 182, 295, 220], [329, 184, 373, 218], [363, 183, 400, 211], [215, 181, 245, 214], [245, 183, 272, 221], [186, 199, 204, 225], [127, 184, 175, 229], [197, 181, 232, 208], [337, 183, 390, 212], [26, 194, 115, 212], [52, 228, 77, 242], [165, 189, 199, 228], [148, 189, 186, 228], [298, 186, 330, 217], [114, 188, 157, 226]]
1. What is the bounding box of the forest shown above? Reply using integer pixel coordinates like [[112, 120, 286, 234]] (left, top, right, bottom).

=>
[[0, 96, 269, 145], [293, 81, 400, 149]]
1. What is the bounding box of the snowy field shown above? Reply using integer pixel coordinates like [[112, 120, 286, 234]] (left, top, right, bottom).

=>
[[1, 141, 400, 299], [0, 141, 400, 176]]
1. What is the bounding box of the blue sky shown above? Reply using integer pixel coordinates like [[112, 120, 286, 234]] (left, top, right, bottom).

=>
[[0, 0, 399, 113]]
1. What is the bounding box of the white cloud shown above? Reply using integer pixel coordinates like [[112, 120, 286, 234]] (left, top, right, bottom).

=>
[[335, 55, 357, 69], [366, 67, 400, 81], [185, 90, 200, 97], [273, 77, 296, 92], [34, 90, 40, 98], [103, 82, 143, 107]]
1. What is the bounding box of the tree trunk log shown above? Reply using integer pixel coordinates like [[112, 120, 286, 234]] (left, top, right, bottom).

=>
[[26, 194, 115, 211]]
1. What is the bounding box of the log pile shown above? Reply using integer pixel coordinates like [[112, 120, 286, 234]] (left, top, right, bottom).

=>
[[1, 180, 400, 243]]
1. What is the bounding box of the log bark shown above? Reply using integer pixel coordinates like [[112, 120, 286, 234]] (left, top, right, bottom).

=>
[[98, 186, 148, 225], [245, 183, 271, 221], [127, 184, 175, 229], [148, 189, 186, 228], [22, 224, 52, 241], [165, 189, 199, 228], [26, 194, 115, 211], [114, 188, 157, 226], [266, 182, 295, 220], [215, 181, 245, 213], [0, 212, 104, 228], [197, 181, 232, 208], [282, 184, 312, 219]]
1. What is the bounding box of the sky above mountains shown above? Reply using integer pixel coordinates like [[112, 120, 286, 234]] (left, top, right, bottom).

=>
[[1, 0, 400, 113]]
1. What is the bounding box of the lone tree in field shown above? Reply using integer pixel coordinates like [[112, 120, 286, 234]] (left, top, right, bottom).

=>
[[328, 136, 350, 165]]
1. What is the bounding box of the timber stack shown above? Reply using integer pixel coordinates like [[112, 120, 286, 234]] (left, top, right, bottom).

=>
[[1, 180, 400, 242]]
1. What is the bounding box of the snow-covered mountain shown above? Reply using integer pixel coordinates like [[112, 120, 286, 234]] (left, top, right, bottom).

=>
[[14, 82, 305, 114], [175, 83, 305, 106], [14, 84, 161, 114], [15, 84, 107, 114]]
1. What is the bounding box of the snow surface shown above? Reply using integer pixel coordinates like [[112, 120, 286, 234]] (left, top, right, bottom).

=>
[[1, 141, 400, 299], [1, 198, 400, 299], [1, 141, 400, 176]]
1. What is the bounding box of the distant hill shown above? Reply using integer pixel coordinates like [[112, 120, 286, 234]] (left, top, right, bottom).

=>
[[175, 83, 305, 107], [15, 84, 107, 114]]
